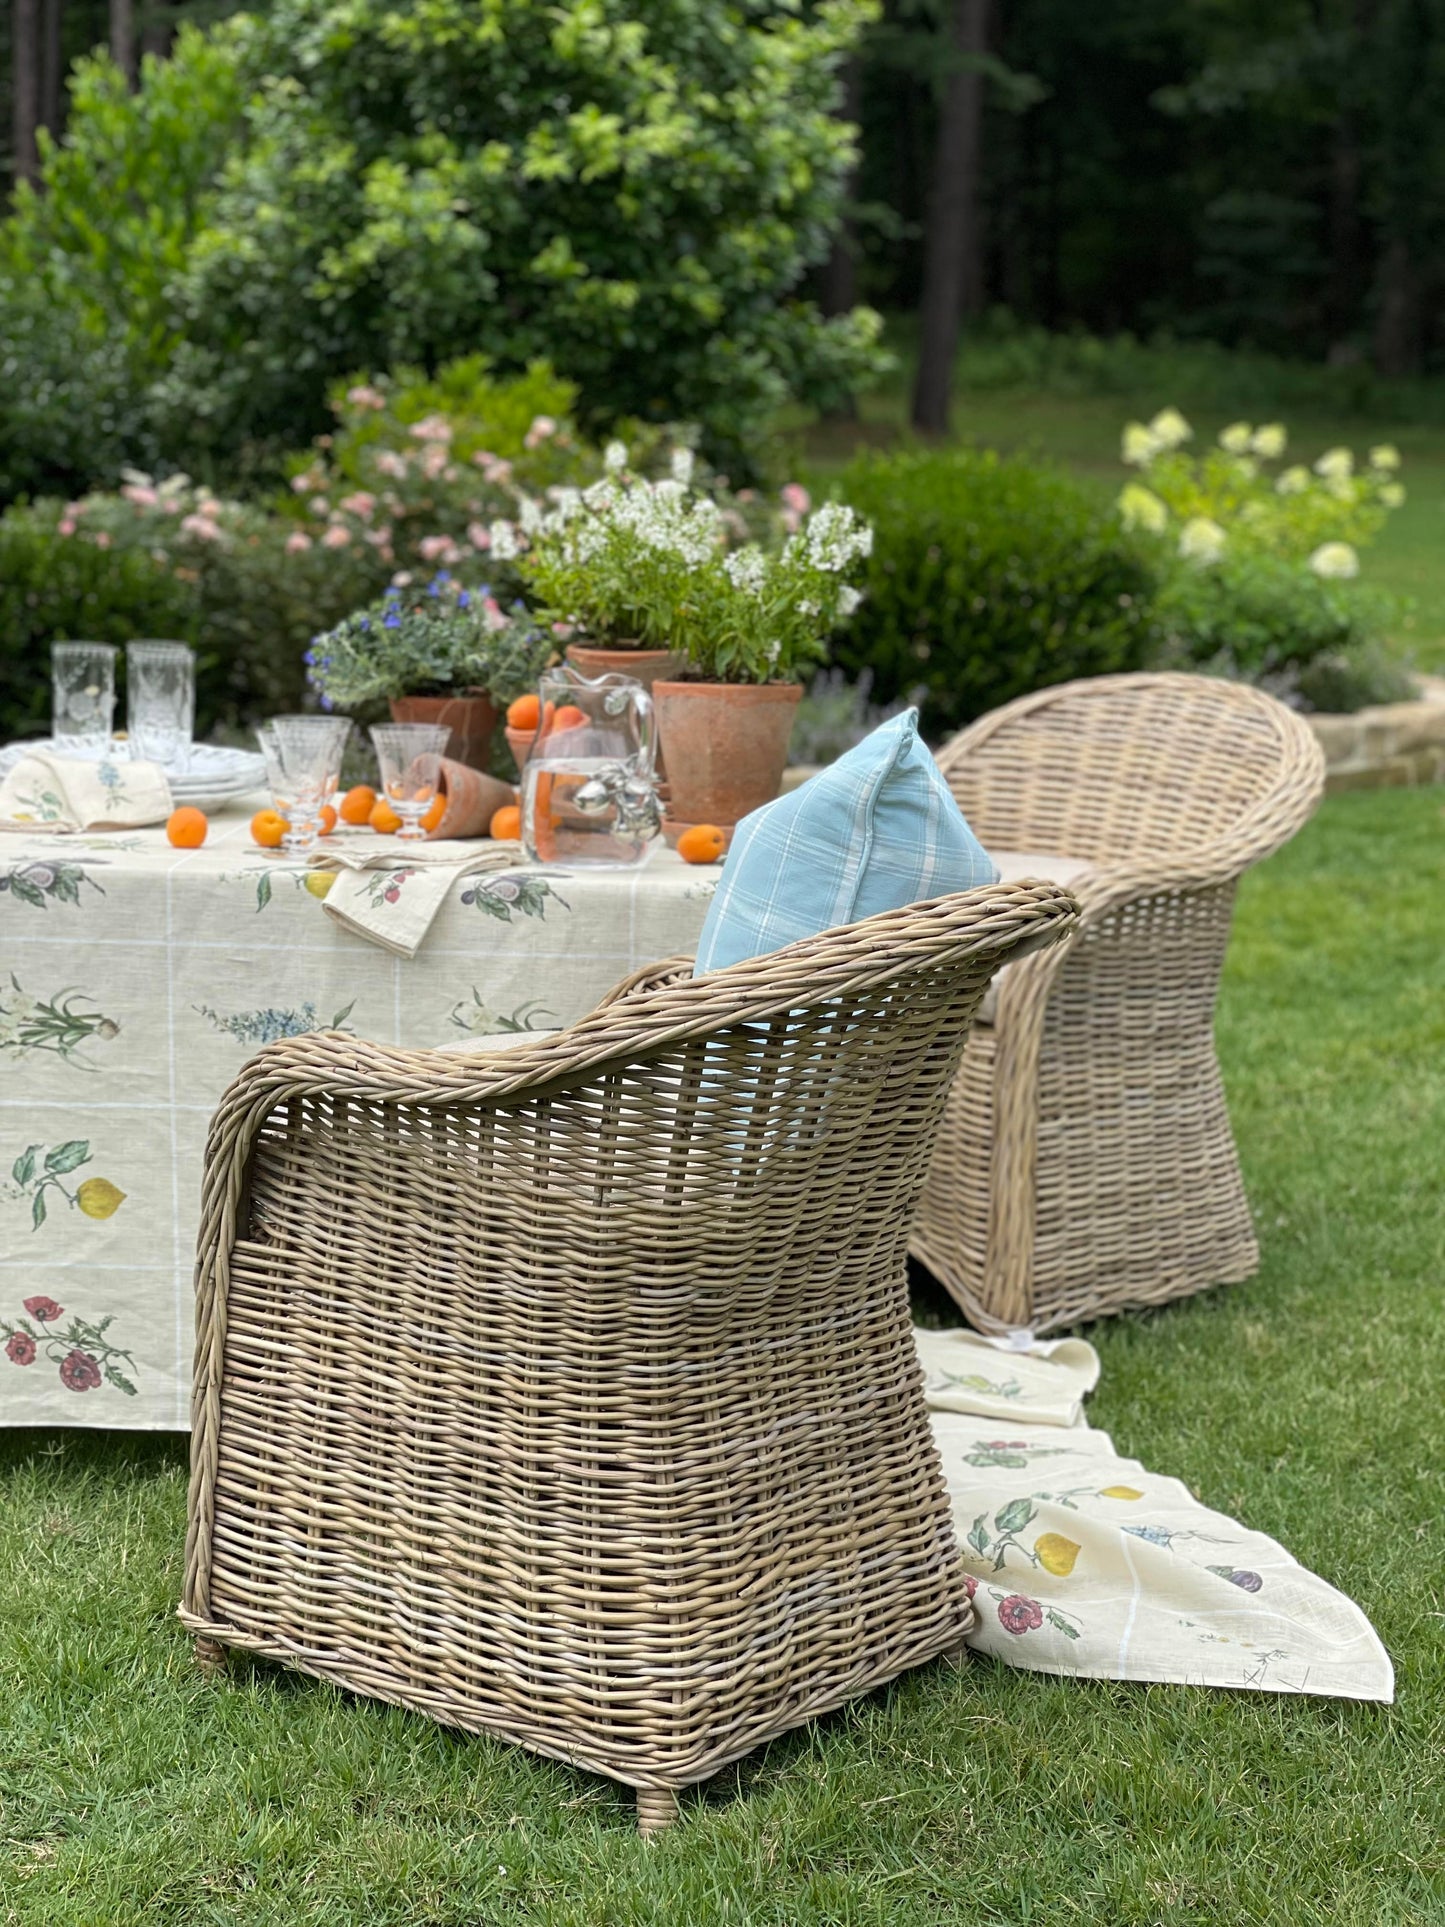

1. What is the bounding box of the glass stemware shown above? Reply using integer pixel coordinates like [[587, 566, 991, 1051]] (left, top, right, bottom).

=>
[[52, 642, 117, 759], [256, 715, 350, 854], [126, 640, 196, 773], [369, 722, 449, 842]]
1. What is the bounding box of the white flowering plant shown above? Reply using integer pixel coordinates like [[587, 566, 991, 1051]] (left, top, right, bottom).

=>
[[1116, 409, 1404, 578], [305, 574, 551, 709], [522, 459, 872, 683]]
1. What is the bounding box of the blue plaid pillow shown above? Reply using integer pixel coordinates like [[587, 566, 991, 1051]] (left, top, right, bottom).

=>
[[693, 709, 997, 974]]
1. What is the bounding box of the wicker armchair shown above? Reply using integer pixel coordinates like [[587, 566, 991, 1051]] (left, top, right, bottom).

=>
[[913, 673, 1325, 1336], [181, 882, 1077, 1832]]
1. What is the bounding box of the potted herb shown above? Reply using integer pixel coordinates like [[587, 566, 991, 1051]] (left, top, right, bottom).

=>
[[306, 573, 550, 770], [524, 477, 872, 833]]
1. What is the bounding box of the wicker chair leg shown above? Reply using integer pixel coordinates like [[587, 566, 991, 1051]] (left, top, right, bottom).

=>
[[194, 1635, 227, 1676], [636, 1787, 680, 1836]]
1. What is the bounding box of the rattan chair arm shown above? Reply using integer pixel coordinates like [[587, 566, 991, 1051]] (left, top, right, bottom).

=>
[[592, 954, 696, 1010]]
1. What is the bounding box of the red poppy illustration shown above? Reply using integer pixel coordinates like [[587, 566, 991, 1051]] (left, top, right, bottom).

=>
[[22, 1295, 64, 1323], [5, 1331, 36, 1366], [963, 1573, 979, 1600], [58, 1348, 103, 1392], [997, 1593, 1045, 1636]]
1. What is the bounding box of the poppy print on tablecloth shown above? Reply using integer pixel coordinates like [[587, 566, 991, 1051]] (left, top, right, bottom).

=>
[[1, 1297, 138, 1396]]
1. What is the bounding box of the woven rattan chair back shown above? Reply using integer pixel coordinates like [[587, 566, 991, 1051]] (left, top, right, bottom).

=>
[[915, 673, 1324, 1335], [181, 883, 1077, 1831]]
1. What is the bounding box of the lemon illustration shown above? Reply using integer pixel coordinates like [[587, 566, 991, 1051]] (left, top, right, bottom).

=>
[[305, 871, 336, 899], [1034, 1532, 1080, 1577], [76, 1178, 126, 1220], [1099, 1485, 1143, 1501]]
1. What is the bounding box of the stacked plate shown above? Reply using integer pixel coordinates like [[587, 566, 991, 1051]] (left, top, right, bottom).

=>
[[0, 740, 268, 813]]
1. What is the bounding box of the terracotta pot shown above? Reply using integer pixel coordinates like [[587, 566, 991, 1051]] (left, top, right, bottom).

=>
[[427, 758, 516, 841], [652, 681, 803, 831], [389, 689, 497, 772], [564, 643, 684, 694]]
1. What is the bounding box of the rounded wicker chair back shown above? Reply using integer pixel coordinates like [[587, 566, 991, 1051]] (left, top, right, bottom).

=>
[[936, 672, 1324, 868], [182, 882, 1078, 1822]]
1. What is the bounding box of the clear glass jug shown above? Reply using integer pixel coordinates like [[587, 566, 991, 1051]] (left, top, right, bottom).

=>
[[520, 666, 662, 867]]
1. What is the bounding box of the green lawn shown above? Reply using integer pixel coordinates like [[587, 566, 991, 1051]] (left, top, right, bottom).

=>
[[4, 788, 1445, 1926], [794, 378, 1445, 671]]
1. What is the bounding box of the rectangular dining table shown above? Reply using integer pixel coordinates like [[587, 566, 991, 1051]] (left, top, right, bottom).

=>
[[0, 803, 717, 1428]]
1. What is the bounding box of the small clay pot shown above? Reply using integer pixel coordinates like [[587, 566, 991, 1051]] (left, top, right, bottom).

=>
[[389, 688, 497, 771], [427, 758, 516, 840], [652, 681, 802, 831], [505, 726, 536, 773]]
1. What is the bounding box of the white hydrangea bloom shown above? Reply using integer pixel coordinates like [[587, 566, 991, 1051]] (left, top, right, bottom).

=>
[[1369, 444, 1401, 471], [604, 440, 628, 474], [1276, 465, 1311, 495], [838, 585, 863, 617], [515, 494, 543, 536], [1121, 422, 1159, 466], [1379, 482, 1406, 509], [1219, 422, 1253, 454], [1308, 541, 1359, 579], [1148, 407, 1192, 450], [1117, 484, 1168, 534], [1178, 516, 1226, 564], [1314, 447, 1353, 481], [1251, 423, 1287, 459], [670, 447, 695, 486]]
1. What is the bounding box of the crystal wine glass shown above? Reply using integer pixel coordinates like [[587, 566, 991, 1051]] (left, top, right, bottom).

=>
[[256, 715, 350, 854], [369, 722, 449, 841], [126, 641, 196, 773], [52, 642, 117, 759]]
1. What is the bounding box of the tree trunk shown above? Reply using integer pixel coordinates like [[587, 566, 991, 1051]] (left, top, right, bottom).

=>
[[1373, 235, 1422, 376], [12, 0, 42, 184], [911, 0, 992, 435], [820, 60, 862, 318], [40, 0, 63, 136], [110, 0, 136, 86], [141, 0, 172, 61]]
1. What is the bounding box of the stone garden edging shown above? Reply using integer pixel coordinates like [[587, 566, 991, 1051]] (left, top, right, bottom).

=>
[[1309, 675, 1445, 794]]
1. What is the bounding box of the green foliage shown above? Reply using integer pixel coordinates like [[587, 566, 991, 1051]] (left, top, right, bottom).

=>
[[0, 31, 244, 503], [825, 447, 1158, 733], [1152, 549, 1382, 681], [307, 577, 550, 709], [15, 0, 884, 488], [0, 516, 198, 747]]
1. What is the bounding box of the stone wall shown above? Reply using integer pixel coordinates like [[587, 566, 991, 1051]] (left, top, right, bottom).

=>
[[1310, 676, 1445, 794]]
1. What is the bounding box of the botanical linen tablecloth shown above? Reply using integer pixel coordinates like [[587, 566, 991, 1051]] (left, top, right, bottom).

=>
[[0, 802, 717, 1428]]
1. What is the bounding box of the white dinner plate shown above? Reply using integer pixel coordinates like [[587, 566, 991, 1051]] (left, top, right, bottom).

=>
[[0, 738, 267, 800]]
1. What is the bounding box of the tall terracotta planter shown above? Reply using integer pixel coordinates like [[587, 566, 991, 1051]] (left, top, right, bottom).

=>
[[564, 644, 683, 695], [389, 689, 497, 772], [653, 681, 802, 835]]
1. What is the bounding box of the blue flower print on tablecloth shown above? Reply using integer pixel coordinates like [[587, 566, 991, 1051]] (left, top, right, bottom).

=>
[[195, 1000, 356, 1046]]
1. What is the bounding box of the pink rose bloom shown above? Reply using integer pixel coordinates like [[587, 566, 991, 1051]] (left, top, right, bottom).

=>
[[524, 415, 557, 448], [198, 498, 223, 518], [309, 496, 330, 517], [409, 413, 454, 444], [467, 520, 491, 550], [285, 530, 313, 553], [375, 451, 408, 479], [346, 384, 386, 410], [736, 488, 756, 503], [64, 501, 85, 517], [364, 525, 392, 549], [321, 525, 351, 550], [93, 531, 114, 548], [121, 484, 159, 509], [290, 474, 313, 494], [418, 534, 452, 561], [781, 482, 811, 513], [57, 518, 76, 537], [340, 491, 376, 521], [421, 446, 448, 479], [179, 514, 221, 541], [481, 596, 510, 632]]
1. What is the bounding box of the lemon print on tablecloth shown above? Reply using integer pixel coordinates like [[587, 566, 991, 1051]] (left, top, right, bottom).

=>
[[305, 871, 336, 899], [76, 1177, 126, 1220], [1034, 1533, 1081, 1577], [1100, 1485, 1144, 1501]]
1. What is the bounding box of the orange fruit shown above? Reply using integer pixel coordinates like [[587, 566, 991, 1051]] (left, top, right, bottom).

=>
[[370, 797, 402, 834], [677, 823, 726, 864], [317, 803, 338, 835], [339, 784, 376, 825], [489, 803, 521, 841], [552, 704, 587, 732], [166, 805, 208, 848], [421, 793, 447, 832], [506, 692, 540, 730], [249, 808, 286, 849]]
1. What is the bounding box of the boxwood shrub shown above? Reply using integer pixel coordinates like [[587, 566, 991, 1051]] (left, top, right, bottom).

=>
[[826, 447, 1159, 737]]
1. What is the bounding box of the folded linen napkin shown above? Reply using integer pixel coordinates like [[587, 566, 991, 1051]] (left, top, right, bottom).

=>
[[306, 838, 526, 958], [0, 747, 173, 832]]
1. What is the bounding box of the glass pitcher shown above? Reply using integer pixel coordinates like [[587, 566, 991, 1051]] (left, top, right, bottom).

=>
[[520, 666, 662, 867]]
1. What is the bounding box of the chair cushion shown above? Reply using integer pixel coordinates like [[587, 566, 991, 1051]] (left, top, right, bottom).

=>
[[434, 1030, 558, 1056], [694, 710, 996, 974], [974, 851, 1093, 1023]]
